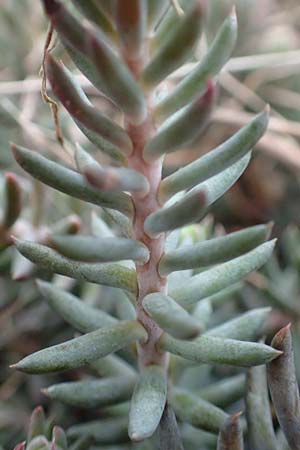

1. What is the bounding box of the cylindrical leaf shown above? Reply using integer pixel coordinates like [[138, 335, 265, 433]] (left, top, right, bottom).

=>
[[51, 235, 149, 264], [267, 324, 300, 450], [44, 376, 136, 408], [144, 82, 215, 162], [159, 109, 269, 200], [198, 374, 245, 408], [160, 223, 271, 275], [141, 0, 203, 88], [158, 403, 184, 450], [143, 293, 201, 339], [246, 364, 279, 450], [15, 239, 137, 293], [160, 333, 281, 367], [75, 144, 149, 195], [155, 9, 238, 119], [171, 240, 276, 307], [67, 416, 129, 444], [87, 28, 147, 125], [11, 144, 133, 217], [12, 320, 147, 373], [46, 54, 133, 155], [129, 365, 167, 441], [115, 0, 148, 58], [37, 280, 118, 333], [206, 307, 271, 341], [171, 388, 228, 434]]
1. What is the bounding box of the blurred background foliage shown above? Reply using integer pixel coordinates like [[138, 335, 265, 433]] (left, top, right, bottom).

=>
[[1, 0, 300, 448]]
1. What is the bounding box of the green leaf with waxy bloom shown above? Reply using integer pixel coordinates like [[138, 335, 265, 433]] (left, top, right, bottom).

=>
[[51, 235, 149, 264], [37, 280, 118, 333], [44, 376, 136, 408], [46, 54, 133, 155], [171, 240, 276, 307], [267, 324, 300, 450], [159, 108, 269, 200], [155, 9, 238, 119], [143, 293, 201, 339], [87, 28, 147, 125], [144, 82, 215, 162], [75, 144, 149, 195], [159, 223, 271, 275], [11, 144, 133, 217], [69, 436, 94, 450], [141, 0, 203, 88], [115, 0, 148, 58], [71, 0, 115, 37], [12, 320, 147, 373], [2, 172, 22, 229], [171, 388, 228, 434], [160, 333, 281, 367], [217, 413, 244, 450], [206, 307, 271, 341], [198, 374, 245, 408], [91, 353, 137, 378], [67, 416, 129, 444], [246, 364, 279, 450], [144, 189, 207, 237], [129, 365, 167, 441], [15, 240, 137, 293], [145, 154, 250, 237]]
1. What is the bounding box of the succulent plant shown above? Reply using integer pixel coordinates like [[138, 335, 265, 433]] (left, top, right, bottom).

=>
[[14, 406, 93, 450], [8, 0, 300, 449]]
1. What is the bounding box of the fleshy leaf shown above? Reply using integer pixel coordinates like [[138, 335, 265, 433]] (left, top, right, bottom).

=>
[[159, 333, 281, 367], [115, 0, 148, 58], [159, 223, 271, 275], [246, 364, 278, 450], [145, 155, 250, 237], [67, 417, 128, 445], [46, 54, 133, 155], [158, 403, 184, 450], [37, 280, 118, 333], [198, 374, 245, 408], [144, 82, 215, 162], [141, 0, 203, 88], [159, 108, 269, 200], [143, 293, 201, 339], [15, 240, 137, 293], [155, 9, 238, 119], [44, 376, 136, 408], [206, 307, 271, 341], [267, 324, 300, 450], [171, 240, 276, 307], [12, 320, 147, 373], [129, 365, 167, 441], [171, 388, 228, 434], [75, 144, 149, 195], [51, 235, 149, 264], [11, 144, 133, 217]]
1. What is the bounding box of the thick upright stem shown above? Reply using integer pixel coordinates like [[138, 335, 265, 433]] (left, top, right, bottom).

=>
[[128, 119, 168, 369], [125, 48, 168, 370]]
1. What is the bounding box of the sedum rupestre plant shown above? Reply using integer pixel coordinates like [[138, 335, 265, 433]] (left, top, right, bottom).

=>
[[10, 0, 300, 448]]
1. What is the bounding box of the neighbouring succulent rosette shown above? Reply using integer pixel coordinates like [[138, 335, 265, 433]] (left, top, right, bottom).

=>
[[8, 1, 298, 449], [13, 406, 94, 450]]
